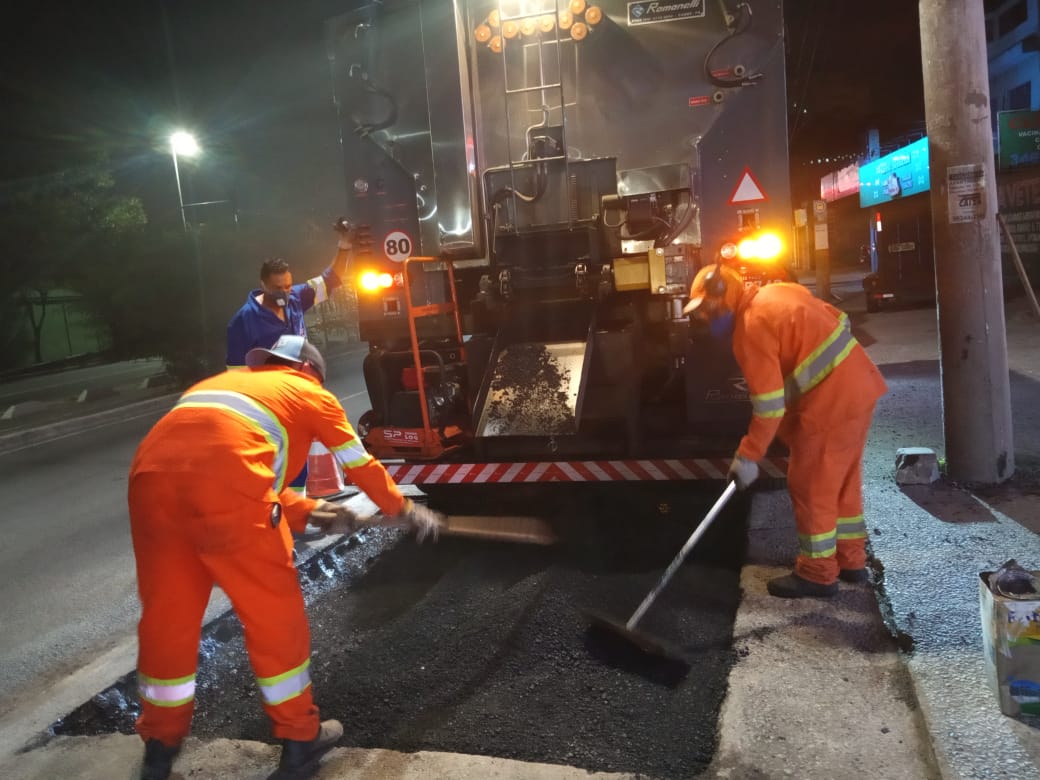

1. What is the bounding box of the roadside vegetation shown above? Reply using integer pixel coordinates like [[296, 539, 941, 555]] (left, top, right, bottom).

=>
[[1, 159, 343, 385]]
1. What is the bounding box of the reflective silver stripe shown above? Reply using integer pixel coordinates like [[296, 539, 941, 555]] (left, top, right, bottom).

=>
[[257, 660, 312, 706], [332, 439, 372, 470], [307, 275, 329, 305], [798, 530, 837, 559], [836, 514, 867, 540], [138, 673, 195, 708], [176, 390, 290, 493], [786, 313, 857, 401], [750, 388, 786, 418]]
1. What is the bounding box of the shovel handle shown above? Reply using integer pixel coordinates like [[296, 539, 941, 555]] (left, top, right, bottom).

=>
[[626, 481, 739, 630]]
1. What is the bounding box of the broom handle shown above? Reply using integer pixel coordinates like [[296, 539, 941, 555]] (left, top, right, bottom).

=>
[[626, 481, 739, 630]]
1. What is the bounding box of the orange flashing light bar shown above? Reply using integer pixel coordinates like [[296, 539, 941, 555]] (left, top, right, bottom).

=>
[[474, 3, 604, 49]]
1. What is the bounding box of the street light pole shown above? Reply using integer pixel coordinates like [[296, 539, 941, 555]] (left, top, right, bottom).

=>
[[168, 130, 210, 365], [171, 149, 187, 231], [169, 131, 199, 232]]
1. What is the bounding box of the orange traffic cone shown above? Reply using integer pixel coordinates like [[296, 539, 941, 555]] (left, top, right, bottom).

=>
[[306, 440, 345, 498]]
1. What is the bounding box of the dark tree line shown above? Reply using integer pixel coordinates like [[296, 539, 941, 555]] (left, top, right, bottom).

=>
[[1, 161, 344, 386]]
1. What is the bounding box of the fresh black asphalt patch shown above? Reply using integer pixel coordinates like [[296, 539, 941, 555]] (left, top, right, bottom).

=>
[[52, 487, 750, 779]]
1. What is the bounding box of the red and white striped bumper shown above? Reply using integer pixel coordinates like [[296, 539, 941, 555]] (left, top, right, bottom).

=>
[[377, 458, 789, 485]]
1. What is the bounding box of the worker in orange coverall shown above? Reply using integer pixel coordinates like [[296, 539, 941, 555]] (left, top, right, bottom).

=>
[[128, 334, 443, 780], [683, 263, 887, 599]]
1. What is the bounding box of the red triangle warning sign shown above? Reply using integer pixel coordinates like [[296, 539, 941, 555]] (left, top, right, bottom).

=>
[[728, 167, 768, 205]]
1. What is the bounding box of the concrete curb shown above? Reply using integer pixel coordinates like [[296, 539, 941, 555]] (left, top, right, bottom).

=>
[[0, 394, 180, 455]]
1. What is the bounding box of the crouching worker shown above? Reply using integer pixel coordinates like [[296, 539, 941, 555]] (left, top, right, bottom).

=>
[[128, 335, 443, 780], [683, 264, 887, 599]]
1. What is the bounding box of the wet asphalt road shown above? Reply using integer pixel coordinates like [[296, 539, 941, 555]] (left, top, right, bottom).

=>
[[55, 486, 751, 779]]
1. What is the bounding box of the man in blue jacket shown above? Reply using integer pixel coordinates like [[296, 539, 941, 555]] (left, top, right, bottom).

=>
[[226, 221, 356, 498], [226, 223, 354, 369]]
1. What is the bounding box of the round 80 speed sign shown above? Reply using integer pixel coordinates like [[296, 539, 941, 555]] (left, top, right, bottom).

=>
[[383, 230, 413, 263]]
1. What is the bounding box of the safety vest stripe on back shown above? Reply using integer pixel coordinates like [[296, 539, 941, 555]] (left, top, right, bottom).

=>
[[176, 390, 290, 493], [787, 313, 857, 400]]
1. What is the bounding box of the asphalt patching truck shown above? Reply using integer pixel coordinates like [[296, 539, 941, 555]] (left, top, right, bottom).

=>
[[324, 0, 792, 508]]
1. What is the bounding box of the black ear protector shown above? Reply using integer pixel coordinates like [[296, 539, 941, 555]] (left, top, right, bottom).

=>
[[704, 261, 727, 299]]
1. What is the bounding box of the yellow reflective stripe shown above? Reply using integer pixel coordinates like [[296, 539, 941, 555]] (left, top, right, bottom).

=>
[[750, 387, 786, 417], [803, 338, 857, 396], [257, 659, 312, 706], [138, 673, 196, 708], [798, 529, 837, 558], [786, 313, 857, 399], [836, 514, 867, 540], [332, 439, 373, 469], [177, 390, 290, 493], [308, 275, 329, 305]]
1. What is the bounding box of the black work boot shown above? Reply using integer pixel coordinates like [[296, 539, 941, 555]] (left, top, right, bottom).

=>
[[839, 567, 870, 583], [268, 719, 343, 780], [140, 738, 181, 780], [767, 573, 838, 599]]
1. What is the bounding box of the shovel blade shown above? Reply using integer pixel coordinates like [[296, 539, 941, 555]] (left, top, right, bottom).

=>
[[583, 608, 690, 668]]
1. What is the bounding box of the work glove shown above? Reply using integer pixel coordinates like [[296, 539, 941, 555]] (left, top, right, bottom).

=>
[[333, 217, 354, 251], [727, 454, 760, 491], [394, 499, 445, 543], [308, 499, 362, 536]]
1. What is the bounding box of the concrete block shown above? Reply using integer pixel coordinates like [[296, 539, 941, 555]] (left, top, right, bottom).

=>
[[76, 386, 118, 403], [1, 400, 55, 420], [138, 374, 175, 390], [895, 446, 940, 485]]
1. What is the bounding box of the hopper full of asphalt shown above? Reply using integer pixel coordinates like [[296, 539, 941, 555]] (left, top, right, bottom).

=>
[[52, 488, 750, 780]]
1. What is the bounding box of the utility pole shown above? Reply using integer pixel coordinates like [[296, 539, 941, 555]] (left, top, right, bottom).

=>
[[919, 0, 1014, 484], [865, 129, 880, 273]]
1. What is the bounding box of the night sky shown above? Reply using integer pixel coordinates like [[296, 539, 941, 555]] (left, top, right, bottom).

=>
[[0, 0, 925, 222], [785, 0, 926, 200], [0, 0, 347, 230]]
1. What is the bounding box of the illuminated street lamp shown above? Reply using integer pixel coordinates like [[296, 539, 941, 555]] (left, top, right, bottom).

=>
[[169, 130, 200, 231], [169, 130, 209, 356]]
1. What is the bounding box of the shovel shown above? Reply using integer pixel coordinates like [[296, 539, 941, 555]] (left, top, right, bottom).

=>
[[585, 480, 738, 664], [309, 492, 558, 546]]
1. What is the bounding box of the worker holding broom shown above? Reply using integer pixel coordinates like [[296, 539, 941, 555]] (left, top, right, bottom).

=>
[[683, 264, 887, 599], [128, 335, 443, 780]]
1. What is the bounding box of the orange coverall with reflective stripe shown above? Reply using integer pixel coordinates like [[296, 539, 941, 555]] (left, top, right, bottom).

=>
[[732, 284, 888, 585], [128, 365, 405, 746]]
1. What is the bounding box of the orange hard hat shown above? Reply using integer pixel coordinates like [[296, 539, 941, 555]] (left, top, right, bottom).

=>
[[682, 263, 744, 318]]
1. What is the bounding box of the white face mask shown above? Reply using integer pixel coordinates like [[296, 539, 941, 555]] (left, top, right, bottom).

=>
[[263, 289, 288, 308]]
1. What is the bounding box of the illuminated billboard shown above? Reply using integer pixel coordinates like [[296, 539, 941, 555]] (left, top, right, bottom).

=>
[[998, 109, 1040, 169], [821, 163, 860, 202], [858, 136, 930, 208]]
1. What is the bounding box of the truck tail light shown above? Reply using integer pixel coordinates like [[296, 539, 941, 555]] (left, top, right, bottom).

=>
[[359, 271, 396, 292], [737, 231, 784, 262]]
